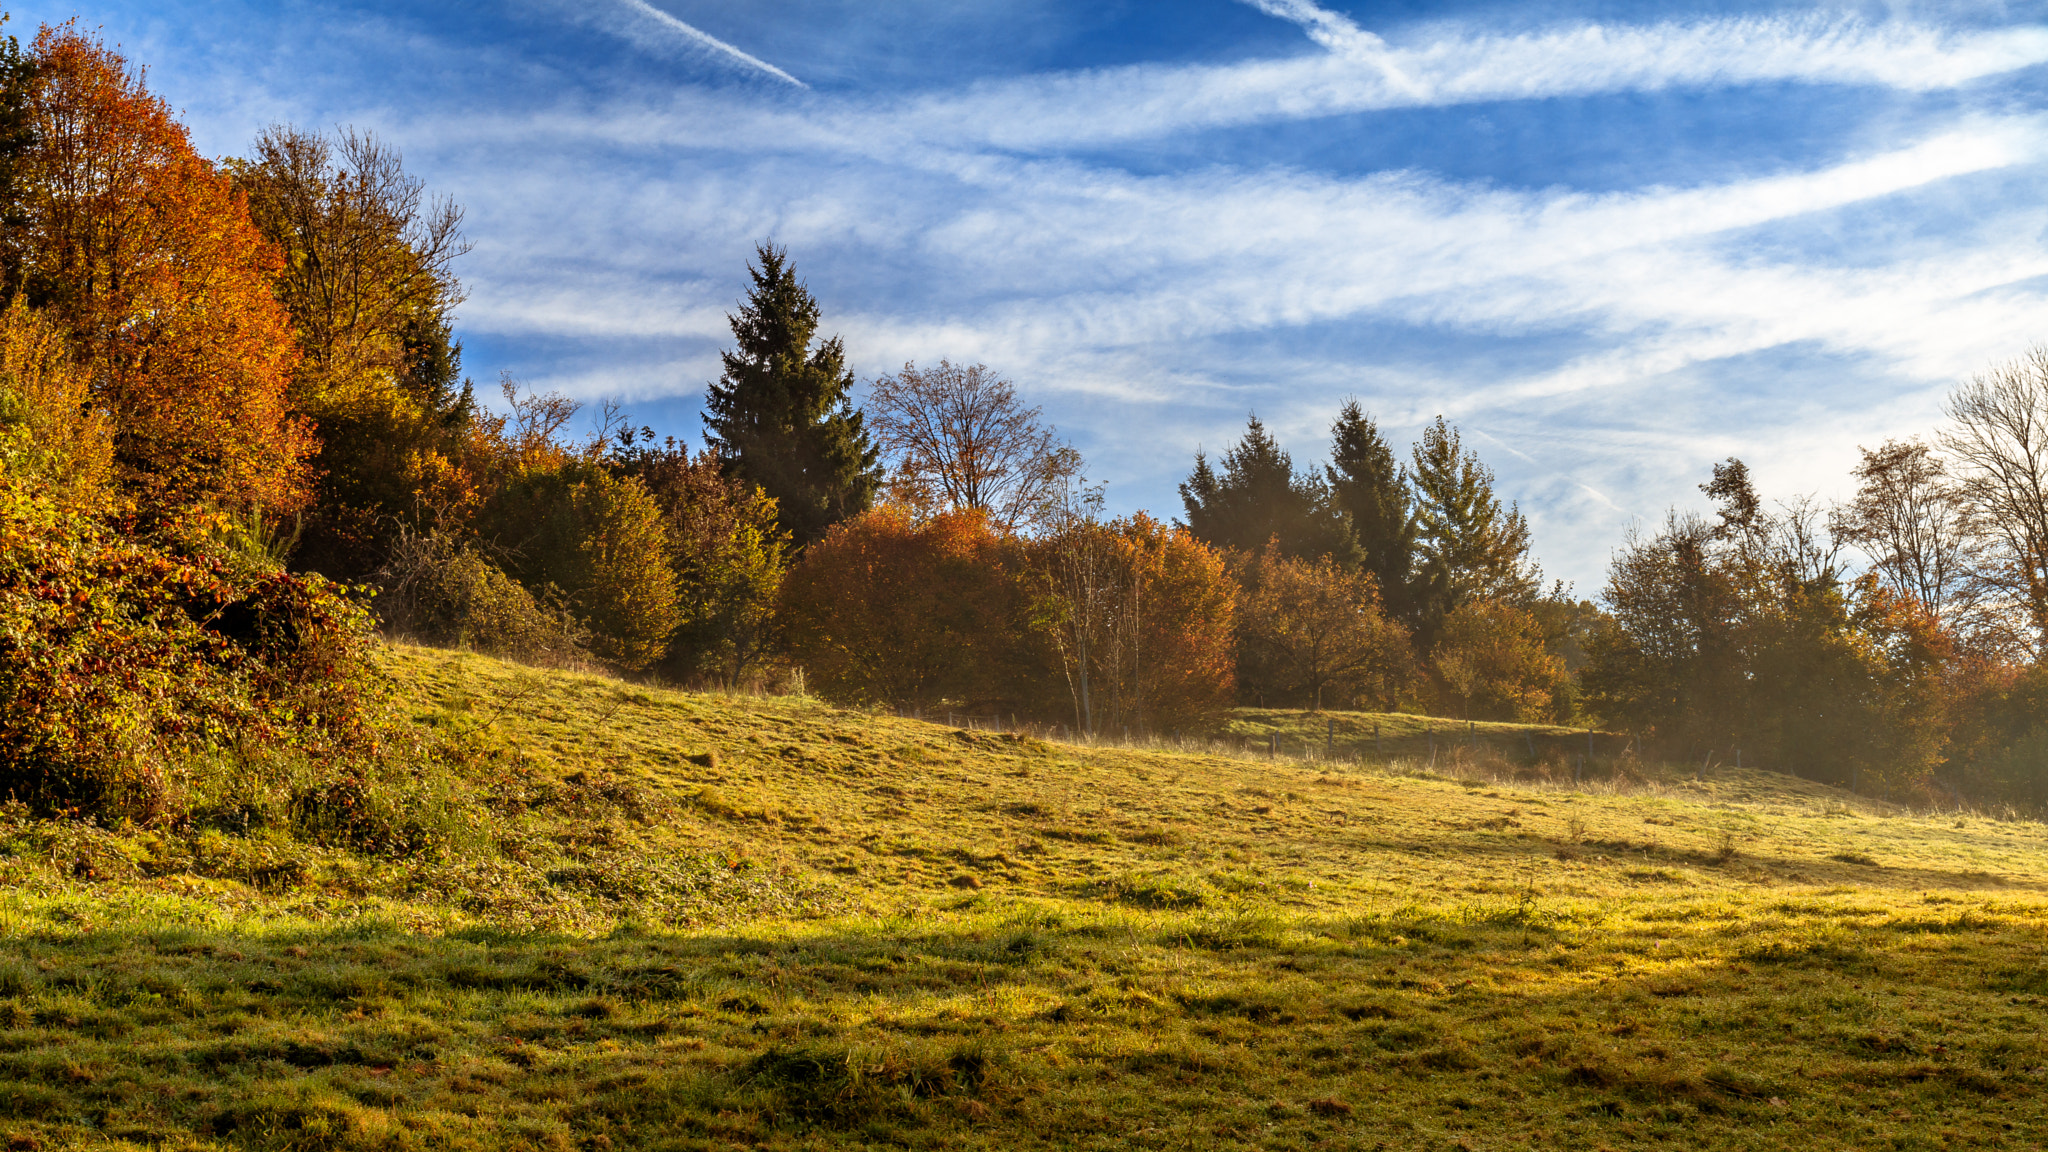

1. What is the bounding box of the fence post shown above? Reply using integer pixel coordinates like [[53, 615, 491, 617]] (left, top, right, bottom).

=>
[[1269, 732, 1277, 759], [1327, 719, 1335, 760]]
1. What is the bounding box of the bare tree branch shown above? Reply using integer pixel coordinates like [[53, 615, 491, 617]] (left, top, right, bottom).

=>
[[866, 360, 1081, 534]]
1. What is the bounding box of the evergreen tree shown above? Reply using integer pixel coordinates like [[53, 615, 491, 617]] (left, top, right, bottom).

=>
[[1327, 400, 1416, 620], [1409, 416, 1538, 644], [703, 243, 881, 549], [1178, 415, 1356, 563]]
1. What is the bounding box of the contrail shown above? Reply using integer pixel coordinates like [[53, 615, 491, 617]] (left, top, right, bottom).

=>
[[1238, 0, 1377, 53], [616, 0, 806, 88], [1237, 0, 1426, 96]]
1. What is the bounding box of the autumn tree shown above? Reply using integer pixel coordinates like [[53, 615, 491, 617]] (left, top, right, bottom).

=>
[[12, 28, 310, 515], [0, 298, 105, 502], [1180, 415, 1355, 563], [1584, 463, 1955, 793], [1430, 597, 1566, 721], [866, 359, 1081, 533], [476, 396, 681, 673], [780, 507, 1027, 709], [1033, 505, 1237, 734], [481, 465, 677, 671], [704, 243, 880, 549], [1942, 350, 2048, 657], [1120, 517, 1238, 732], [1582, 513, 1747, 752], [610, 433, 790, 684], [1408, 416, 1537, 643], [233, 125, 473, 576], [1235, 545, 1410, 711]]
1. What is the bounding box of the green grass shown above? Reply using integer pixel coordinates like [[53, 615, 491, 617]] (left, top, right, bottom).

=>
[[2, 643, 2046, 1150], [1221, 706, 1614, 766]]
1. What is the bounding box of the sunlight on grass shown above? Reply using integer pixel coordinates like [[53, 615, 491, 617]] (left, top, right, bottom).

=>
[[0, 643, 2042, 1150]]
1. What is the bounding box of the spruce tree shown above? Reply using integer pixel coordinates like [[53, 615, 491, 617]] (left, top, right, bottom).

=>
[[703, 243, 881, 549], [1327, 400, 1416, 619], [1178, 415, 1356, 563], [1409, 415, 1538, 645]]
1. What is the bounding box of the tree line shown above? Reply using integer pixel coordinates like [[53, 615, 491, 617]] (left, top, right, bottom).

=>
[[2, 23, 2045, 815]]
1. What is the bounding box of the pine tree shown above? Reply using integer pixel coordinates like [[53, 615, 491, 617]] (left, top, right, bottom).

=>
[[1327, 400, 1416, 620], [1409, 416, 1538, 645], [1178, 415, 1356, 563], [704, 243, 880, 549]]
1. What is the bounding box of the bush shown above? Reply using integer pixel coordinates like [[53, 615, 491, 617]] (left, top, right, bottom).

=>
[[1032, 513, 1239, 733], [781, 507, 1029, 709], [0, 300, 111, 503], [373, 526, 592, 668], [612, 442, 789, 685], [0, 475, 379, 819], [288, 764, 466, 861], [481, 466, 680, 671], [1430, 597, 1568, 721]]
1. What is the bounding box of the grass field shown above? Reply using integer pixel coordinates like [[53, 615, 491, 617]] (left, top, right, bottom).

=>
[[1, 644, 2045, 1150], [1219, 707, 1618, 766]]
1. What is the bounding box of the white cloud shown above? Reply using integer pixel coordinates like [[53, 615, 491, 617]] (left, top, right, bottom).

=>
[[459, 12, 2048, 161], [416, 84, 2048, 588], [72, 0, 2048, 587], [849, 14, 2048, 152]]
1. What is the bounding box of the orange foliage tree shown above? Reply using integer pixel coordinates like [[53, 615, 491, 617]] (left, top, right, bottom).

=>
[[1107, 515, 1237, 733], [1032, 512, 1238, 735], [14, 27, 309, 515], [1235, 545, 1411, 712], [780, 507, 1029, 709], [1429, 596, 1566, 721]]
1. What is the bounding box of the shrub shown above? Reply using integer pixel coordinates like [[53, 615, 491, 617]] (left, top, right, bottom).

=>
[[1032, 513, 1239, 733], [613, 442, 790, 685], [1232, 543, 1407, 713], [1430, 597, 1568, 721], [781, 507, 1029, 708], [0, 300, 110, 503], [0, 473, 378, 818], [482, 466, 680, 671], [373, 526, 592, 668]]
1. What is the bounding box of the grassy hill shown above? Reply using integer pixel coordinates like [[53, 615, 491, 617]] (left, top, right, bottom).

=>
[[2, 644, 2045, 1150]]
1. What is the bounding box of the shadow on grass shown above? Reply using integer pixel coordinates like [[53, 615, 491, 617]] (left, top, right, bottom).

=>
[[2, 895, 2044, 1150]]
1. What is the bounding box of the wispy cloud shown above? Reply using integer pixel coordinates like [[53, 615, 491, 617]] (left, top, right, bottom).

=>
[[418, 79, 2048, 582], [610, 0, 806, 87], [847, 15, 2048, 152], [72, 0, 2048, 587]]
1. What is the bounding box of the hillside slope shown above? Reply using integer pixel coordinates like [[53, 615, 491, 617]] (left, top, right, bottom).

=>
[[0, 644, 2044, 1150]]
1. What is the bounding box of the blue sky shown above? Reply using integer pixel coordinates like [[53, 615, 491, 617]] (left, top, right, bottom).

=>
[[18, 0, 2048, 589]]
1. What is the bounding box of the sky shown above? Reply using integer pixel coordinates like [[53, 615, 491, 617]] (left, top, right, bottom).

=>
[[16, 0, 2048, 590]]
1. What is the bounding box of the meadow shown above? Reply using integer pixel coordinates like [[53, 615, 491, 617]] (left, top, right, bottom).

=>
[[0, 644, 2043, 1150]]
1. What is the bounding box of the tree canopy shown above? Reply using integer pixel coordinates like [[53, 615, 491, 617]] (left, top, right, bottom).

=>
[[1408, 416, 1538, 640], [1327, 400, 1416, 621], [1179, 415, 1355, 564], [704, 243, 881, 549]]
